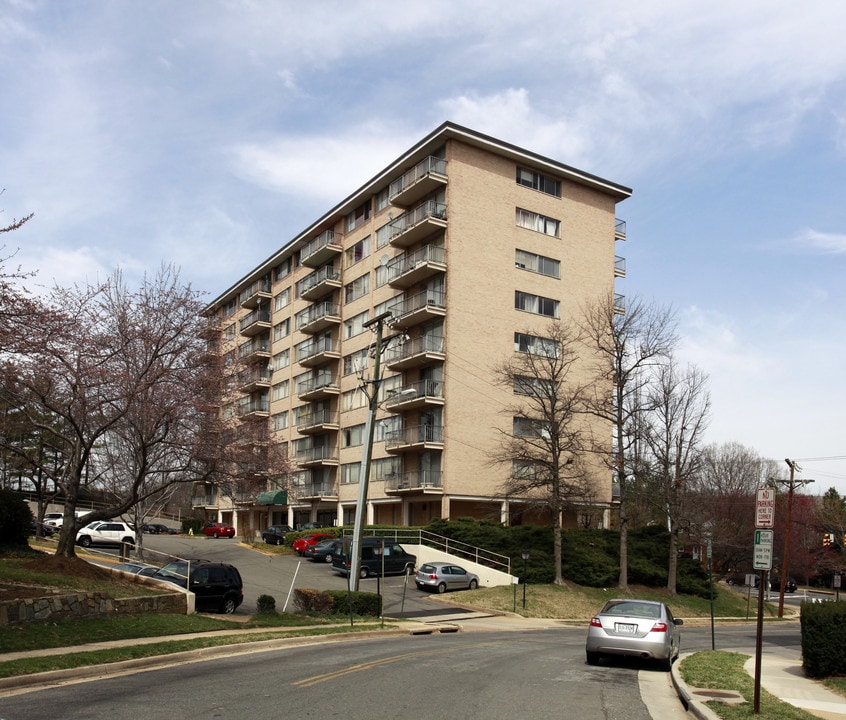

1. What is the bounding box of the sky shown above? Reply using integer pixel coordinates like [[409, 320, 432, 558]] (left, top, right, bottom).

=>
[[2, 0, 844, 494]]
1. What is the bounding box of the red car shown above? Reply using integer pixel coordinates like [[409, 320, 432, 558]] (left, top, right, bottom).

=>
[[292, 532, 334, 555], [204, 521, 235, 539]]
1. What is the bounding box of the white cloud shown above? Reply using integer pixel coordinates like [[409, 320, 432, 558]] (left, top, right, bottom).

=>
[[791, 229, 846, 255]]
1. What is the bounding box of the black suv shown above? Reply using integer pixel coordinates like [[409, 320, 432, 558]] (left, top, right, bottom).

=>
[[770, 576, 798, 593], [261, 524, 292, 545], [153, 560, 243, 614]]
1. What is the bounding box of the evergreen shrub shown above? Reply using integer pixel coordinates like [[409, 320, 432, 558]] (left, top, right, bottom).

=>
[[0, 490, 32, 547], [801, 601, 846, 678]]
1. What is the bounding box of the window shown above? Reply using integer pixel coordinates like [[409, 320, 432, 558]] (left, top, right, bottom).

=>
[[516, 167, 561, 197], [515, 249, 560, 278], [271, 380, 289, 402], [516, 208, 560, 237], [222, 403, 235, 420], [274, 288, 290, 311], [341, 463, 361, 484], [372, 456, 401, 480], [513, 417, 548, 438], [375, 415, 401, 441], [272, 411, 288, 432], [374, 296, 400, 319], [344, 236, 370, 268], [273, 318, 290, 341], [515, 291, 559, 318], [343, 348, 368, 376], [223, 298, 238, 317], [342, 387, 368, 412], [378, 374, 402, 402], [514, 332, 559, 357], [513, 375, 555, 396], [346, 200, 371, 232], [223, 323, 236, 341], [274, 258, 292, 281], [375, 186, 391, 212], [345, 310, 369, 339], [343, 424, 364, 448], [344, 273, 370, 304], [272, 349, 290, 371]]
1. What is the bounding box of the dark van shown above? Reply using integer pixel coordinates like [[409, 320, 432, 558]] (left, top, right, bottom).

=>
[[332, 536, 416, 579]]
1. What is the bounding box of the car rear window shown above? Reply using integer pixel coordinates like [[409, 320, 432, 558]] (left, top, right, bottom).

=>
[[419, 564, 436, 573]]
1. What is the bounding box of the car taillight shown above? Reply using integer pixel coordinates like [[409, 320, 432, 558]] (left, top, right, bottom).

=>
[[650, 622, 668, 633], [427, 574, 438, 580], [589, 617, 602, 627]]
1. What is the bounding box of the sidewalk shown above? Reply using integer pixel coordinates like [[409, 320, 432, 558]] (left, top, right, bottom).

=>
[[674, 650, 846, 720]]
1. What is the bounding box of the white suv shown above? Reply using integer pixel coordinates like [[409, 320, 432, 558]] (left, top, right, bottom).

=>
[[76, 521, 137, 548]]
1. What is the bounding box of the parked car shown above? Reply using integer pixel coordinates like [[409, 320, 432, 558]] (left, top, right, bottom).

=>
[[76, 521, 137, 548], [305, 538, 343, 563], [332, 537, 416, 578], [28, 520, 55, 537], [112, 562, 159, 577], [298, 522, 323, 531], [152, 559, 243, 614], [770, 576, 798, 593], [261, 524, 292, 545], [203, 521, 235, 539], [141, 523, 180, 535], [292, 532, 334, 555], [586, 598, 683, 671], [44, 510, 92, 528], [415, 562, 480, 593], [726, 573, 759, 587]]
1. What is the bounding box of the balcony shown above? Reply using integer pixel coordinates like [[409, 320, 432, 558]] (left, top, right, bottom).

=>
[[238, 338, 271, 362], [388, 289, 446, 329], [293, 446, 339, 468], [385, 424, 444, 453], [384, 200, 447, 248], [386, 244, 446, 289], [297, 265, 341, 301], [199, 317, 222, 339], [385, 378, 444, 411], [614, 293, 626, 314], [237, 397, 269, 418], [614, 255, 626, 278], [296, 336, 340, 367], [239, 307, 271, 337], [389, 155, 448, 207], [615, 218, 627, 241], [191, 493, 218, 508], [240, 278, 272, 308], [295, 481, 339, 500], [237, 366, 271, 393], [296, 301, 341, 334], [385, 471, 443, 493], [300, 229, 343, 268], [296, 409, 340, 434], [297, 373, 340, 401], [385, 335, 445, 371]]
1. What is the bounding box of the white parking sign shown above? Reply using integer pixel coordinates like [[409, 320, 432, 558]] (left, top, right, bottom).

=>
[[756, 487, 775, 528]]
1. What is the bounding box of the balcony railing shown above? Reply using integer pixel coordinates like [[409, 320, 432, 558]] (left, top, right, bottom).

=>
[[385, 470, 443, 491], [386, 244, 446, 288], [384, 334, 444, 369], [240, 278, 272, 308], [296, 481, 339, 498], [191, 494, 217, 507], [384, 378, 444, 409], [297, 264, 341, 300], [238, 338, 271, 359], [237, 366, 271, 391], [614, 293, 626, 314], [614, 255, 626, 277], [389, 156, 448, 206], [296, 335, 336, 364], [292, 446, 338, 465], [297, 373, 339, 398], [296, 409, 339, 433], [388, 289, 446, 328], [300, 229, 343, 268], [239, 307, 271, 335], [615, 218, 627, 240], [237, 398, 269, 417], [296, 301, 341, 333], [385, 424, 444, 450], [383, 199, 447, 248]]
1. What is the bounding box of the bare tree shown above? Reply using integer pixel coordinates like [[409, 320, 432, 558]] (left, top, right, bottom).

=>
[[579, 294, 677, 590], [641, 358, 711, 594], [0, 265, 267, 557], [491, 321, 593, 585]]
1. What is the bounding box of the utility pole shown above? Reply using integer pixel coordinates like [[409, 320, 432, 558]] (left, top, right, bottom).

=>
[[776, 459, 814, 618], [348, 311, 394, 590]]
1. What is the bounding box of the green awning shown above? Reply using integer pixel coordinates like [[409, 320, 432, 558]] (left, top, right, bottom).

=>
[[255, 490, 288, 505]]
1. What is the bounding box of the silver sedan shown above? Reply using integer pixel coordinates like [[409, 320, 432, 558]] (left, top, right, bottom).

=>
[[585, 598, 683, 671], [415, 562, 479, 593]]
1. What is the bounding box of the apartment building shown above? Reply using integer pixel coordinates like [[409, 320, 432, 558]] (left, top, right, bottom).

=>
[[195, 122, 631, 538]]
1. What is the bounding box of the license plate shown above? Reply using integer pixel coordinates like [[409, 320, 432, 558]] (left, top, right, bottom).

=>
[[616, 623, 637, 634]]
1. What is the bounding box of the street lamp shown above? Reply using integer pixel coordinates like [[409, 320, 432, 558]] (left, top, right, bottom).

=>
[[522, 548, 530, 610]]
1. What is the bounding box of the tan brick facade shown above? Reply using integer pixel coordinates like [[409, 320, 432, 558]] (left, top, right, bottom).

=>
[[198, 123, 631, 538]]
